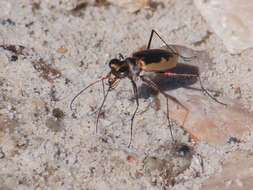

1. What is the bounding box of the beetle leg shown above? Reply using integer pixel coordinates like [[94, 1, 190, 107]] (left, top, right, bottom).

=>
[[147, 30, 195, 61], [198, 76, 227, 106], [164, 72, 226, 106], [140, 75, 190, 141], [163, 72, 197, 77], [95, 86, 111, 133], [128, 78, 139, 148]]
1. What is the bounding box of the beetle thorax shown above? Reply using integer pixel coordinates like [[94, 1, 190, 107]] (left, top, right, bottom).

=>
[[125, 57, 142, 81]]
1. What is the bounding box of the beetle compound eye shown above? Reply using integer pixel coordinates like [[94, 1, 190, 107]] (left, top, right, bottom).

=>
[[118, 66, 129, 78]]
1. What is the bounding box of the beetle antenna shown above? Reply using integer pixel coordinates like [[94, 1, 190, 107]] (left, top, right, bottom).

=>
[[70, 75, 109, 111], [95, 84, 111, 133]]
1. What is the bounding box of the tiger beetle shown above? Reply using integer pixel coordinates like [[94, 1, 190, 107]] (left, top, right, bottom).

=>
[[70, 30, 225, 147]]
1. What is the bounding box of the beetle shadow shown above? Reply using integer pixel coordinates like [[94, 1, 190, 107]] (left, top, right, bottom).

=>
[[138, 63, 200, 99]]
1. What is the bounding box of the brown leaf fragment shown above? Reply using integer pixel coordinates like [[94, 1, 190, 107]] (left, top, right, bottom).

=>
[[31, 59, 61, 83], [0, 44, 25, 55]]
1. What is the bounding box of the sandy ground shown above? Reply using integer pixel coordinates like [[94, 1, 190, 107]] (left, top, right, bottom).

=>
[[0, 0, 253, 189]]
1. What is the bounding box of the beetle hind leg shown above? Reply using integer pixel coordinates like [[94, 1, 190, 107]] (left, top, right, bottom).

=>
[[140, 75, 190, 142]]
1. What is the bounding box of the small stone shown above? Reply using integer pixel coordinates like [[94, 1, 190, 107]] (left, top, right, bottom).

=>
[[2, 18, 16, 26], [46, 117, 63, 132], [144, 157, 167, 174], [0, 148, 5, 159], [227, 137, 240, 144], [176, 144, 191, 157], [10, 55, 18, 62], [52, 108, 64, 119], [57, 47, 67, 53]]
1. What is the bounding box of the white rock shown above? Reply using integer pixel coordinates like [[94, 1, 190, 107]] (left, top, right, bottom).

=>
[[194, 0, 253, 54], [107, 0, 150, 12]]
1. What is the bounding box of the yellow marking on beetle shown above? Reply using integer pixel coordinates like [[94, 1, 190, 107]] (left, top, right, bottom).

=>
[[111, 62, 129, 72], [138, 59, 146, 68], [110, 64, 120, 71], [139, 55, 178, 72]]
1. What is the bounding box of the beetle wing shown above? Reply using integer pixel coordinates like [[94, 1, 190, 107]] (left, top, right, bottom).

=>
[[133, 49, 178, 72]]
